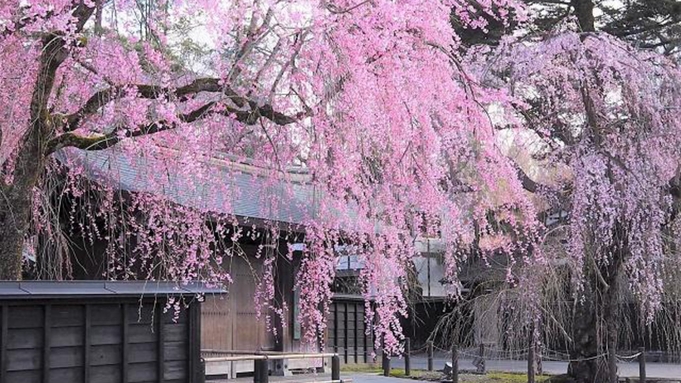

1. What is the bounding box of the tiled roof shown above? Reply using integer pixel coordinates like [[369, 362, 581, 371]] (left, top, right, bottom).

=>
[[60, 148, 319, 225]]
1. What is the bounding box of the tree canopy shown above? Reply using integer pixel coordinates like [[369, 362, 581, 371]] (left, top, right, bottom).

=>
[[1, 2, 680, 380], [0, 0, 538, 353]]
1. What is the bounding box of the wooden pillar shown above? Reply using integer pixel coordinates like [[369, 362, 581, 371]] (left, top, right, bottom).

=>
[[332, 355, 340, 381], [254, 359, 269, 383], [427, 341, 433, 371], [528, 337, 535, 383], [382, 335, 390, 378], [333, 303, 338, 355], [404, 337, 411, 376], [477, 343, 486, 374], [382, 352, 390, 377], [451, 342, 458, 383], [189, 302, 202, 383], [254, 360, 262, 383], [638, 347, 646, 383]]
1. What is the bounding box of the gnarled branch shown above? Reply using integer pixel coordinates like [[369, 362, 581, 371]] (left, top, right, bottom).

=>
[[64, 77, 305, 131], [48, 96, 304, 154]]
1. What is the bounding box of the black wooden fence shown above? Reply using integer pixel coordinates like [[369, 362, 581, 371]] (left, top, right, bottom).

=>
[[328, 296, 375, 364], [0, 281, 223, 383]]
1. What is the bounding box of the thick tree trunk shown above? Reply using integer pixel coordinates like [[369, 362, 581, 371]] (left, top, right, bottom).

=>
[[568, 276, 609, 383], [0, 3, 94, 280], [95, 0, 104, 35], [571, 0, 596, 32], [0, 131, 45, 279], [604, 276, 619, 383], [0, 194, 29, 280], [569, 233, 625, 383], [0, 30, 83, 279]]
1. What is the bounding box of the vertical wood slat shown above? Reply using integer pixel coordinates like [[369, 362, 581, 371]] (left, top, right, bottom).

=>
[[157, 303, 165, 383], [44, 305, 51, 383], [333, 303, 338, 355], [1, 305, 7, 382], [363, 305, 368, 363], [84, 305, 91, 383], [188, 305, 193, 383], [189, 302, 202, 383], [343, 303, 348, 364], [196, 302, 203, 383], [123, 304, 129, 383], [354, 304, 359, 364]]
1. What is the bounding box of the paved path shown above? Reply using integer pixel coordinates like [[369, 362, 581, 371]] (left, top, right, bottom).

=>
[[388, 353, 681, 380], [206, 353, 681, 382], [207, 373, 401, 383], [209, 368, 681, 383]]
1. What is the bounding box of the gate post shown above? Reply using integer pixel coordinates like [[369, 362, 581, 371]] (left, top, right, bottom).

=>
[[332, 355, 340, 381], [405, 338, 411, 376]]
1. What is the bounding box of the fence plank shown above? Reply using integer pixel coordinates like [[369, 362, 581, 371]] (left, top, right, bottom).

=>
[[123, 304, 129, 383], [85, 305, 91, 383], [1, 305, 7, 382], [158, 303, 165, 383], [43, 305, 51, 383]]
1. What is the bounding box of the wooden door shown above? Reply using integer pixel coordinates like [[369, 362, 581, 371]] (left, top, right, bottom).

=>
[[201, 252, 274, 352]]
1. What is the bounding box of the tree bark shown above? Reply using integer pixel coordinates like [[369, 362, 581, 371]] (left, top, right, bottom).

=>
[[568, 274, 609, 383], [0, 108, 50, 279], [571, 0, 596, 32], [569, 230, 625, 383], [0, 4, 95, 280], [604, 273, 619, 383], [0, 192, 30, 280], [95, 0, 104, 35]]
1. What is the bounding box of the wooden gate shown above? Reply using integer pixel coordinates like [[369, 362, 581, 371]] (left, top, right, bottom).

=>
[[201, 254, 275, 376]]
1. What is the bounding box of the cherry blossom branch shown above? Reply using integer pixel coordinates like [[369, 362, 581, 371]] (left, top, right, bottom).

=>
[[228, 8, 275, 84], [64, 77, 308, 131], [269, 31, 307, 102], [47, 102, 217, 153], [49, 94, 306, 154], [324, 0, 373, 14], [0, 5, 56, 39]]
